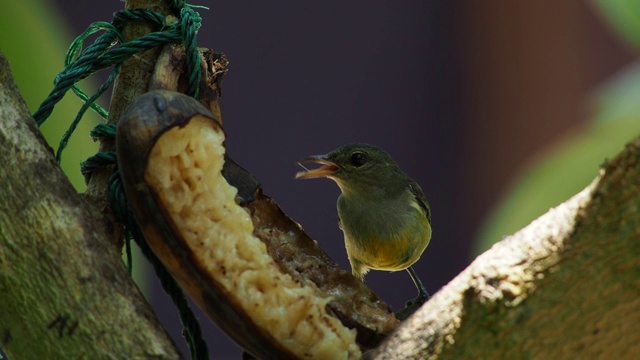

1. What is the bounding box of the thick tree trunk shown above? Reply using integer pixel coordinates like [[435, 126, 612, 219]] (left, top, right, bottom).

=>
[[0, 52, 181, 359], [369, 139, 640, 359]]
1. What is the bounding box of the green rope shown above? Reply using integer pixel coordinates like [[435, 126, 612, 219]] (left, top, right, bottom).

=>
[[90, 123, 117, 140], [81, 151, 117, 184], [64, 21, 120, 120], [34, 5, 205, 164], [108, 170, 134, 273], [35, 2, 211, 359], [180, 6, 202, 98], [56, 66, 119, 163]]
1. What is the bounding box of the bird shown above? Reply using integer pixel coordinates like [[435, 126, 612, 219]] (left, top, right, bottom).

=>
[[295, 143, 432, 308]]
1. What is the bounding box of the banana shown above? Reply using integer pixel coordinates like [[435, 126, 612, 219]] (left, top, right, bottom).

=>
[[117, 90, 399, 359]]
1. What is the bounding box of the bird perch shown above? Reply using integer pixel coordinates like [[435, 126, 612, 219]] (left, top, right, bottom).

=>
[[368, 138, 640, 359]]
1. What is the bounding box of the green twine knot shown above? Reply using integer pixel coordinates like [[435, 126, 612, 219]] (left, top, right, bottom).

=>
[[34, 3, 206, 164]]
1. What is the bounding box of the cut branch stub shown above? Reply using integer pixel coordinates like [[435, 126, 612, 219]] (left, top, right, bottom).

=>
[[149, 44, 228, 123], [117, 90, 399, 359]]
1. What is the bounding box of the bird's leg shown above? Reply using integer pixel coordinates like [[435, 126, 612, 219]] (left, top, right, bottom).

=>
[[407, 266, 430, 302], [396, 267, 430, 320]]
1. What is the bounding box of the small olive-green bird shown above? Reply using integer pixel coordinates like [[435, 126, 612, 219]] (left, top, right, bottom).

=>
[[295, 143, 432, 303]]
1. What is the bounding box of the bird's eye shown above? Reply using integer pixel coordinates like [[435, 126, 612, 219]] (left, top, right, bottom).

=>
[[349, 152, 368, 167]]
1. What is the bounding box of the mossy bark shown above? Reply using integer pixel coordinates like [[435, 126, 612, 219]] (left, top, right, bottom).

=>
[[0, 52, 182, 359], [369, 139, 640, 359]]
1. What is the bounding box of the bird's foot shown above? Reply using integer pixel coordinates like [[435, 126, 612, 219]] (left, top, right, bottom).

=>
[[395, 292, 430, 320]]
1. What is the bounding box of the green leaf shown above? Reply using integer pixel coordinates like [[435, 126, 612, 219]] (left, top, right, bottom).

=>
[[474, 61, 640, 255], [591, 0, 640, 49], [0, 0, 101, 191]]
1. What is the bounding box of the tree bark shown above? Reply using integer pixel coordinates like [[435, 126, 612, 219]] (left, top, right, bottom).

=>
[[0, 51, 181, 359], [368, 139, 640, 359]]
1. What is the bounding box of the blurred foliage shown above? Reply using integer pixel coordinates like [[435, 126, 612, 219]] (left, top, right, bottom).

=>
[[474, 1, 640, 254], [592, 0, 640, 48], [1, 0, 149, 288], [1, 0, 100, 191]]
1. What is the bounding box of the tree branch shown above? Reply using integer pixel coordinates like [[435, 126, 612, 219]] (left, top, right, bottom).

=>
[[84, 0, 175, 245], [0, 51, 181, 359], [369, 139, 640, 359]]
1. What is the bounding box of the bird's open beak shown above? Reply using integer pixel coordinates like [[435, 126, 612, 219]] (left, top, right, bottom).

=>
[[295, 155, 339, 179]]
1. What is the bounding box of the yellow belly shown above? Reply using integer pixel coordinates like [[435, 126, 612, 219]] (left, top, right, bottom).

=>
[[345, 221, 431, 273]]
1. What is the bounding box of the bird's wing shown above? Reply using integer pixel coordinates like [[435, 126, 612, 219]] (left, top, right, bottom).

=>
[[408, 180, 431, 222]]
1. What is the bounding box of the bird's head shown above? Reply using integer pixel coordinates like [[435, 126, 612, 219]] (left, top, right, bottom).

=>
[[295, 143, 404, 197]]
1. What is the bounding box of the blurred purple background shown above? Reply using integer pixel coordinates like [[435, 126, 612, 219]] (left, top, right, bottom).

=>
[[51, 1, 633, 358]]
